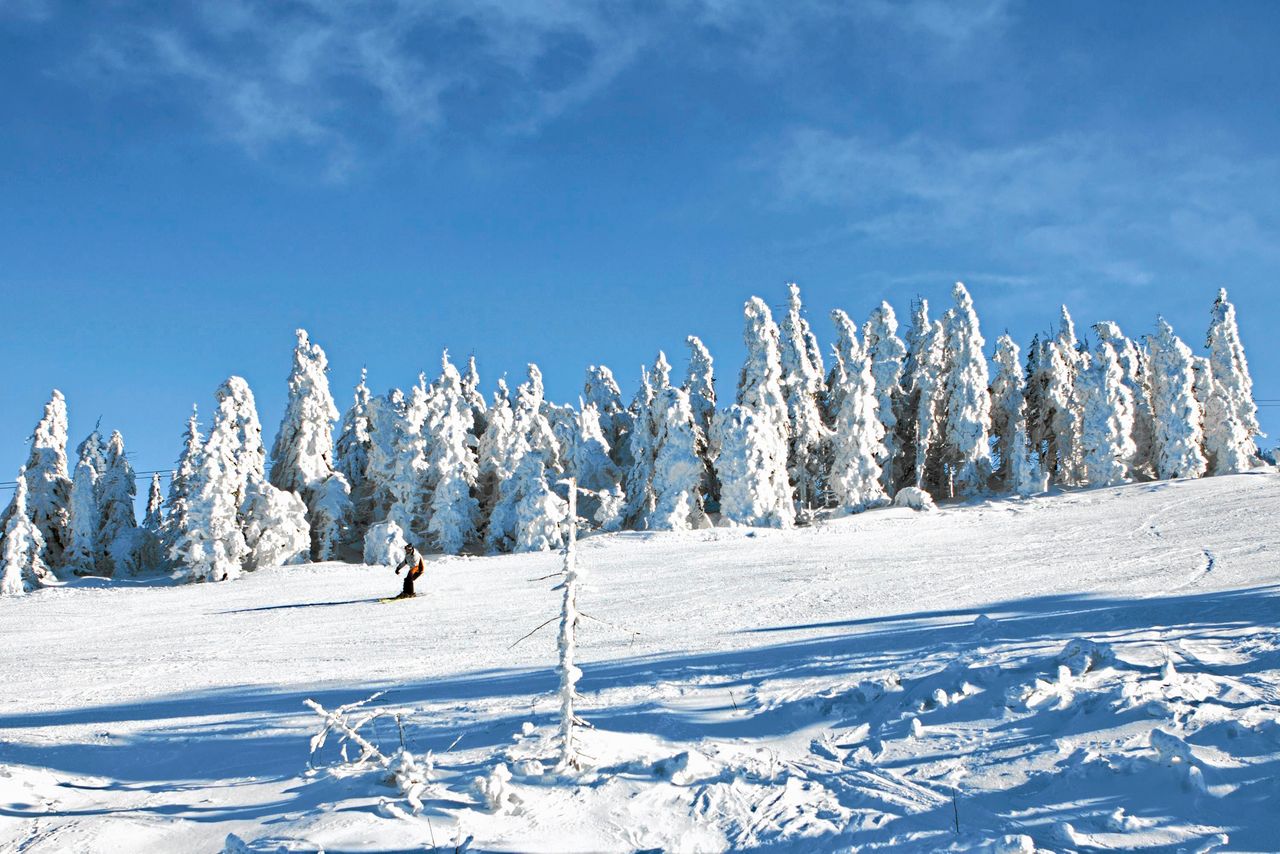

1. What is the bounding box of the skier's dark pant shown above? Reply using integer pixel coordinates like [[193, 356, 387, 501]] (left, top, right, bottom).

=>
[[398, 565, 424, 598]]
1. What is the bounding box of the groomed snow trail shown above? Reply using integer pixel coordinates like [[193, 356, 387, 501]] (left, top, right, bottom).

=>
[[1, 473, 1277, 852]]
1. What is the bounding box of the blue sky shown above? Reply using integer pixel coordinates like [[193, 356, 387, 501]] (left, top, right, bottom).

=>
[[1, 0, 1277, 483]]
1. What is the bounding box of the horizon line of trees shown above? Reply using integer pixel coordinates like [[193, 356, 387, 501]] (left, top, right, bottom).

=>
[[0, 284, 1266, 595]]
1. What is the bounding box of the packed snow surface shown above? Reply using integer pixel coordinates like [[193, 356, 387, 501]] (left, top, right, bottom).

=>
[[1, 473, 1277, 852]]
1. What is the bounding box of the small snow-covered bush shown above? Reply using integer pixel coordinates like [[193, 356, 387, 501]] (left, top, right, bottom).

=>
[[893, 486, 936, 512], [363, 519, 407, 566], [240, 480, 309, 570], [475, 762, 520, 812]]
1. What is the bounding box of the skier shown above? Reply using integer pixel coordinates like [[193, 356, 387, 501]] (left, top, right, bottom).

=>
[[391, 543, 425, 600]]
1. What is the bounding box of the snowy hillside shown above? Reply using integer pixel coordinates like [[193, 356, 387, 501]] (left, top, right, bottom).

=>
[[1, 472, 1277, 852]]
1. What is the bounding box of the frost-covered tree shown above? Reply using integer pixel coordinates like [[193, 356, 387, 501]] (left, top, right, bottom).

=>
[[487, 367, 561, 552], [584, 364, 630, 468], [828, 329, 888, 513], [1079, 341, 1137, 487], [426, 353, 481, 555], [241, 479, 310, 570], [523, 365, 562, 473], [387, 377, 432, 547], [826, 309, 860, 423], [910, 317, 948, 494], [778, 284, 831, 510], [335, 370, 374, 533], [270, 329, 354, 559], [737, 297, 795, 516], [571, 402, 623, 529], [362, 388, 405, 528], [511, 454, 568, 553], [685, 336, 716, 440], [63, 458, 101, 576], [894, 299, 932, 493], [461, 355, 489, 437], [98, 431, 140, 576], [989, 335, 1024, 491], [162, 407, 203, 564], [1036, 307, 1085, 485], [5, 391, 72, 568], [1095, 322, 1155, 480], [863, 301, 907, 493], [76, 427, 107, 492], [0, 469, 52, 595], [137, 472, 166, 572], [621, 363, 659, 528], [649, 386, 711, 530], [1147, 318, 1208, 480], [713, 405, 794, 528], [941, 283, 993, 497], [477, 379, 515, 520], [310, 474, 353, 561], [1205, 289, 1261, 474], [1191, 356, 1213, 456], [212, 376, 267, 507]]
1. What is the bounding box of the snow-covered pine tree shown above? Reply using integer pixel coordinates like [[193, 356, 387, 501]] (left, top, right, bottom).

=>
[[545, 401, 580, 483], [649, 386, 711, 530], [827, 324, 888, 513], [511, 453, 568, 553], [309, 473, 354, 561], [1205, 289, 1261, 474], [911, 317, 948, 494], [270, 329, 354, 559], [584, 365, 630, 468], [335, 369, 374, 535], [240, 479, 310, 570], [621, 363, 658, 528], [712, 405, 794, 528], [387, 376, 432, 548], [63, 457, 102, 576], [98, 430, 140, 576], [477, 379, 515, 521], [1079, 341, 1137, 487], [1039, 307, 1084, 485], [826, 309, 860, 423], [137, 472, 166, 571], [1147, 317, 1208, 480], [425, 352, 481, 555], [162, 407, 203, 566], [213, 377, 267, 508], [0, 468, 52, 594], [685, 336, 716, 441], [571, 402, 623, 530], [75, 427, 106, 492], [5, 391, 72, 568], [778, 284, 831, 511], [461, 355, 489, 437], [1095, 322, 1156, 480], [1190, 356, 1214, 463], [990, 335, 1025, 492], [361, 388, 406, 530], [737, 297, 795, 519], [863, 301, 907, 494], [524, 364, 562, 474], [941, 283, 994, 497], [893, 299, 931, 493]]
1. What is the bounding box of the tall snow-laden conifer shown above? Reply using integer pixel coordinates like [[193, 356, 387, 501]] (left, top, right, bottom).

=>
[[388, 376, 431, 547], [63, 457, 101, 576], [621, 363, 659, 528], [990, 335, 1024, 491], [649, 386, 711, 531], [213, 377, 266, 508], [98, 430, 139, 576], [737, 297, 794, 518], [0, 468, 52, 594], [828, 326, 888, 513], [826, 309, 860, 422], [362, 389, 405, 527], [426, 352, 481, 555], [1095, 322, 1155, 480], [911, 318, 948, 494], [6, 391, 72, 568], [571, 402, 623, 530], [863, 301, 907, 493], [270, 329, 353, 558], [241, 479, 310, 570], [477, 379, 515, 521], [461, 355, 489, 437], [1038, 307, 1084, 485], [685, 336, 716, 442], [712, 405, 794, 528], [137, 472, 166, 571], [1205, 289, 1261, 474], [584, 365, 630, 468], [894, 299, 931, 493], [162, 407, 203, 565], [941, 283, 993, 497], [1079, 341, 1137, 487], [335, 370, 374, 533], [1147, 318, 1208, 480], [778, 284, 831, 510], [511, 454, 567, 553]]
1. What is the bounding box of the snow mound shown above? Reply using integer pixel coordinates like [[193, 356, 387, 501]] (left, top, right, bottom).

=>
[[892, 486, 936, 511]]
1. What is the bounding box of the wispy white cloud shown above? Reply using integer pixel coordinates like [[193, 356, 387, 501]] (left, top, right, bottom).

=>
[[761, 128, 1280, 287], [12, 0, 1013, 179]]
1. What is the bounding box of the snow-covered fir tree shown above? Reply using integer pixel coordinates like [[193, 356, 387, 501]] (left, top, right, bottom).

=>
[[685, 336, 716, 441], [425, 353, 481, 555], [0, 468, 53, 595], [161, 407, 203, 565], [1204, 289, 1261, 474], [461, 355, 489, 437], [175, 395, 250, 582], [63, 457, 101, 576], [941, 283, 993, 497], [270, 329, 354, 558], [510, 453, 568, 553], [649, 386, 711, 530], [583, 364, 631, 468], [75, 427, 106, 493], [910, 316, 948, 494], [1191, 356, 1213, 458], [778, 284, 831, 510], [1147, 318, 1208, 480], [387, 376, 432, 547], [2, 391, 72, 569], [361, 388, 406, 529], [212, 376, 267, 508], [476, 379, 516, 521], [621, 363, 659, 528], [712, 405, 794, 528], [826, 309, 860, 424], [570, 402, 623, 530], [310, 474, 354, 561], [487, 366, 562, 552], [827, 326, 888, 513], [137, 472, 165, 571], [1038, 307, 1085, 486], [98, 430, 140, 576], [737, 297, 795, 518], [1095, 322, 1155, 480], [1079, 341, 1137, 487], [335, 369, 374, 533], [240, 479, 310, 570], [863, 301, 907, 493], [990, 335, 1025, 492], [523, 365, 562, 473], [893, 299, 932, 493]]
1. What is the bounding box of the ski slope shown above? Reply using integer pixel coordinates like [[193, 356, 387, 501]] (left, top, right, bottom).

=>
[[1, 472, 1277, 852]]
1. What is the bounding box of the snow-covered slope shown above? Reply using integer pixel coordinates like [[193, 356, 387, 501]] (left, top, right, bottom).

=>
[[1, 473, 1277, 852]]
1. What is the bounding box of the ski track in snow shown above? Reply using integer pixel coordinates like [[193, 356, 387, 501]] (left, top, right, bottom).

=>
[[0, 472, 1278, 852]]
